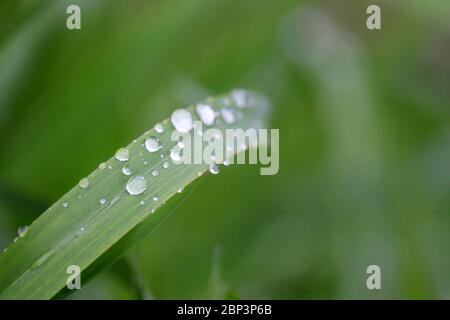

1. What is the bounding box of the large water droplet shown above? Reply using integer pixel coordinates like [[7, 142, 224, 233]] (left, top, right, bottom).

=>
[[171, 109, 193, 133], [126, 175, 147, 195], [79, 178, 90, 189], [122, 166, 132, 176], [145, 137, 162, 153], [154, 123, 164, 133], [18, 225, 29, 238], [220, 108, 236, 124], [209, 164, 220, 174], [196, 103, 216, 125], [115, 148, 130, 161]]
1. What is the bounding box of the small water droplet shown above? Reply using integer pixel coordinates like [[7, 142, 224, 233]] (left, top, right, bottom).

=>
[[223, 160, 230, 166], [80, 227, 85, 232], [99, 162, 106, 170], [99, 198, 107, 205], [108, 165, 113, 170], [162, 161, 169, 169], [152, 195, 159, 201], [171, 109, 193, 133], [62, 202, 69, 208], [154, 123, 164, 133], [209, 164, 220, 174], [140, 200, 146, 205], [126, 175, 147, 195], [151, 208, 155, 213], [178, 187, 184, 193], [115, 148, 130, 161], [122, 166, 132, 176], [151, 169, 159, 177], [220, 108, 236, 124], [170, 148, 182, 162], [232, 89, 248, 108], [18, 225, 29, 238], [145, 137, 162, 153], [196, 103, 216, 125], [144, 161, 148, 165], [79, 178, 90, 189]]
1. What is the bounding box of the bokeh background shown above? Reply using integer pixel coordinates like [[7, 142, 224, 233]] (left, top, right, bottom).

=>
[[0, 0, 449, 299]]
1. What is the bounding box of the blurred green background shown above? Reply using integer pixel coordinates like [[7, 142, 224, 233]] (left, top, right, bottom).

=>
[[0, 0, 449, 299]]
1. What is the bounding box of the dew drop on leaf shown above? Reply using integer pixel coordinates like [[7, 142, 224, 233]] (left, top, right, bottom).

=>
[[196, 103, 216, 125], [126, 175, 147, 195], [115, 148, 130, 161], [145, 137, 162, 153], [79, 178, 90, 189], [122, 166, 132, 176], [171, 109, 193, 133], [209, 164, 220, 175], [154, 123, 164, 133], [18, 225, 29, 238]]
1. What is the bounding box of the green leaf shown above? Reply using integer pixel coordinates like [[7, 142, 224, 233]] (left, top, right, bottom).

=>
[[0, 89, 270, 299]]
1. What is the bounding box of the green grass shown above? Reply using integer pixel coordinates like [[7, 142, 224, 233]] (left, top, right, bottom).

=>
[[0, 89, 269, 299]]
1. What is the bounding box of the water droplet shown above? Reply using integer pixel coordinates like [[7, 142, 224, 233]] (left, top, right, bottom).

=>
[[80, 227, 85, 232], [162, 161, 169, 169], [154, 123, 164, 133], [145, 137, 162, 153], [144, 161, 148, 165], [108, 165, 113, 170], [99, 162, 106, 170], [151, 208, 155, 213], [220, 108, 236, 124], [62, 202, 69, 208], [223, 159, 230, 166], [79, 178, 89, 189], [232, 89, 248, 108], [18, 225, 29, 238], [151, 169, 159, 177], [126, 175, 147, 195], [152, 195, 159, 201], [209, 164, 220, 174], [171, 109, 193, 133], [140, 200, 146, 205], [178, 187, 184, 193], [170, 148, 182, 162], [99, 198, 107, 205], [115, 148, 130, 161], [196, 103, 216, 125], [122, 166, 132, 176]]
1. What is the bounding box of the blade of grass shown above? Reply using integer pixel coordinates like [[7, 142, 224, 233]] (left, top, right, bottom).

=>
[[0, 89, 270, 299]]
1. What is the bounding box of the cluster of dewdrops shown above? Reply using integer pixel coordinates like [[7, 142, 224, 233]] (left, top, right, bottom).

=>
[[3, 90, 255, 251]]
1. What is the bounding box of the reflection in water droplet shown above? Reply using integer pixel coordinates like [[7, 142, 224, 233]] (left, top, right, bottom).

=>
[[115, 148, 130, 161], [126, 175, 147, 195]]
